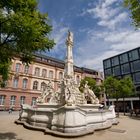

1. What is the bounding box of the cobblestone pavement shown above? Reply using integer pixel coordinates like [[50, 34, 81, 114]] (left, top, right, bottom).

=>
[[0, 111, 140, 140]]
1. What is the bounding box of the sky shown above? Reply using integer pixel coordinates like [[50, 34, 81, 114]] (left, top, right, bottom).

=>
[[38, 0, 140, 72]]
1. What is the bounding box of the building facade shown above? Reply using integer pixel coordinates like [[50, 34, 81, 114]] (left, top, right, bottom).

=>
[[103, 47, 140, 110], [0, 54, 103, 110]]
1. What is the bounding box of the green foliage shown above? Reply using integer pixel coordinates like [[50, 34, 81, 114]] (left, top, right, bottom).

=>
[[119, 76, 135, 98], [104, 76, 120, 99], [94, 85, 102, 98], [104, 76, 134, 100], [0, 61, 10, 86], [0, 0, 55, 85], [124, 0, 140, 28]]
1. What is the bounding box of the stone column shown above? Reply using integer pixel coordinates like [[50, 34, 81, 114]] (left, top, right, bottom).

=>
[[64, 30, 74, 78]]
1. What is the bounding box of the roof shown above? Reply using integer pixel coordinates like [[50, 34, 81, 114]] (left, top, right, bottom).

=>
[[34, 53, 98, 74]]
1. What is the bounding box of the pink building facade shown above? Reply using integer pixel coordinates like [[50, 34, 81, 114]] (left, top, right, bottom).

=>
[[0, 54, 103, 110]]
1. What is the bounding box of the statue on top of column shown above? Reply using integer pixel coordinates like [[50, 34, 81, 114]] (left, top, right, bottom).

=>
[[66, 30, 73, 45]]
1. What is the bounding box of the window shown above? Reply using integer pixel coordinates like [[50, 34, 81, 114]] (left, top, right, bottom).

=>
[[121, 63, 130, 74], [34, 67, 40, 76], [112, 66, 121, 76], [13, 78, 18, 88], [0, 95, 5, 105], [15, 63, 21, 72], [41, 82, 46, 91], [59, 72, 63, 79], [129, 49, 139, 61], [104, 68, 112, 77], [111, 56, 119, 66], [133, 72, 140, 84], [33, 81, 38, 90], [20, 96, 25, 105], [49, 70, 53, 79], [24, 65, 29, 74], [31, 97, 37, 106], [22, 78, 28, 89], [120, 53, 128, 64], [42, 69, 47, 78], [131, 60, 140, 72], [103, 59, 111, 69], [10, 96, 16, 106]]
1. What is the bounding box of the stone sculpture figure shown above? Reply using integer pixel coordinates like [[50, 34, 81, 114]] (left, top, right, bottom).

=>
[[36, 91, 46, 103], [84, 81, 99, 104], [67, 30, 73, 44], [62, 77, 76, 106], [36, 80, 56, 104]]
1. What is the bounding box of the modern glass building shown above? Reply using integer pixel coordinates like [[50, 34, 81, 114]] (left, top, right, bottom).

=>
[[103, 47, 140, 110]]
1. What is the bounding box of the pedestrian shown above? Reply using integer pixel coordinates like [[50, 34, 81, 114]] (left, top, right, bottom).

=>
[[8, 106, 13, 114]]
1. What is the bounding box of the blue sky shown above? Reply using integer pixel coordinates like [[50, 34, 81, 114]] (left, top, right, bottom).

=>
[[38, 0, 140, 72]]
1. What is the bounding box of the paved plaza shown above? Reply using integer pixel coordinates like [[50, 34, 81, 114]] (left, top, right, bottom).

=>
[[0, 111, 140, 140]]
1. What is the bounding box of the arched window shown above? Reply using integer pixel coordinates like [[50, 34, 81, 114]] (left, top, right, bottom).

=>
[[59, 72, 63, 79], [15, 63, 21, 72], [0, 95, 6, 105], [34, 67, 40, 76], [49, 70, 53, 79], [42, 69, 47, 78], [20, 96, 26, 105], [33, 81, 38, 90], [22, 78, 28, 89], [41, 82, 46, 91], [24, 65, 29, 74], [13, 78, 18, 88], [10, 96, 16, 106]]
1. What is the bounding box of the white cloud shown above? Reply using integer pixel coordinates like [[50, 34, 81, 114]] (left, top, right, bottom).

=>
[[49, 21, 69, 58], [46, 1, 139, 72], [110, 31, 140, 51], [72, 0, 138, 71], [81, 0, 127, 29], [103, 30, 140, 52], [104, 31, 130, 42], [51, 21, 68, 48], [98, 12, 128, 29], [74, 29, 140, 71], [102, 0, 118, 7]]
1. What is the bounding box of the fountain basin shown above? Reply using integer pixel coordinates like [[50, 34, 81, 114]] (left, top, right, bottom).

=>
[[15, 104, 118, 137]]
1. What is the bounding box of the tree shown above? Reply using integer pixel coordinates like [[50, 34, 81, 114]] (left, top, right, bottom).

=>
[[0, 0, 55, 86], [104, 76, 117, 105], [104, 76, 121, 116], [119, 76, 135, 115], [124, 0, 140, 28], [104, 76, 135, 116]]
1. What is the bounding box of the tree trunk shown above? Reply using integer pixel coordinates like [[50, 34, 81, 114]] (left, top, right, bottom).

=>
[[106, 94, 110, 106], [107, 96, 110, 106], [116, 98, 119, 117], [138, 94, 140, 109]]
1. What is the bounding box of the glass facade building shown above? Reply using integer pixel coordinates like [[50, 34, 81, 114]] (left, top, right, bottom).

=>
[[103, 47, 140, 92]]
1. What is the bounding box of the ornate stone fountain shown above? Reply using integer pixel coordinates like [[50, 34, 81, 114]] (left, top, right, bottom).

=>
[[15, 31, 118, 137]]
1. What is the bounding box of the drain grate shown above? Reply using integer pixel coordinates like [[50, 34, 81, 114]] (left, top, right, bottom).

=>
[[108, 128, 126, 133]]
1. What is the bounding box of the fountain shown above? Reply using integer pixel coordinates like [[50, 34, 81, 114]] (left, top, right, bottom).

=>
[[15, 30, 118, 137]]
